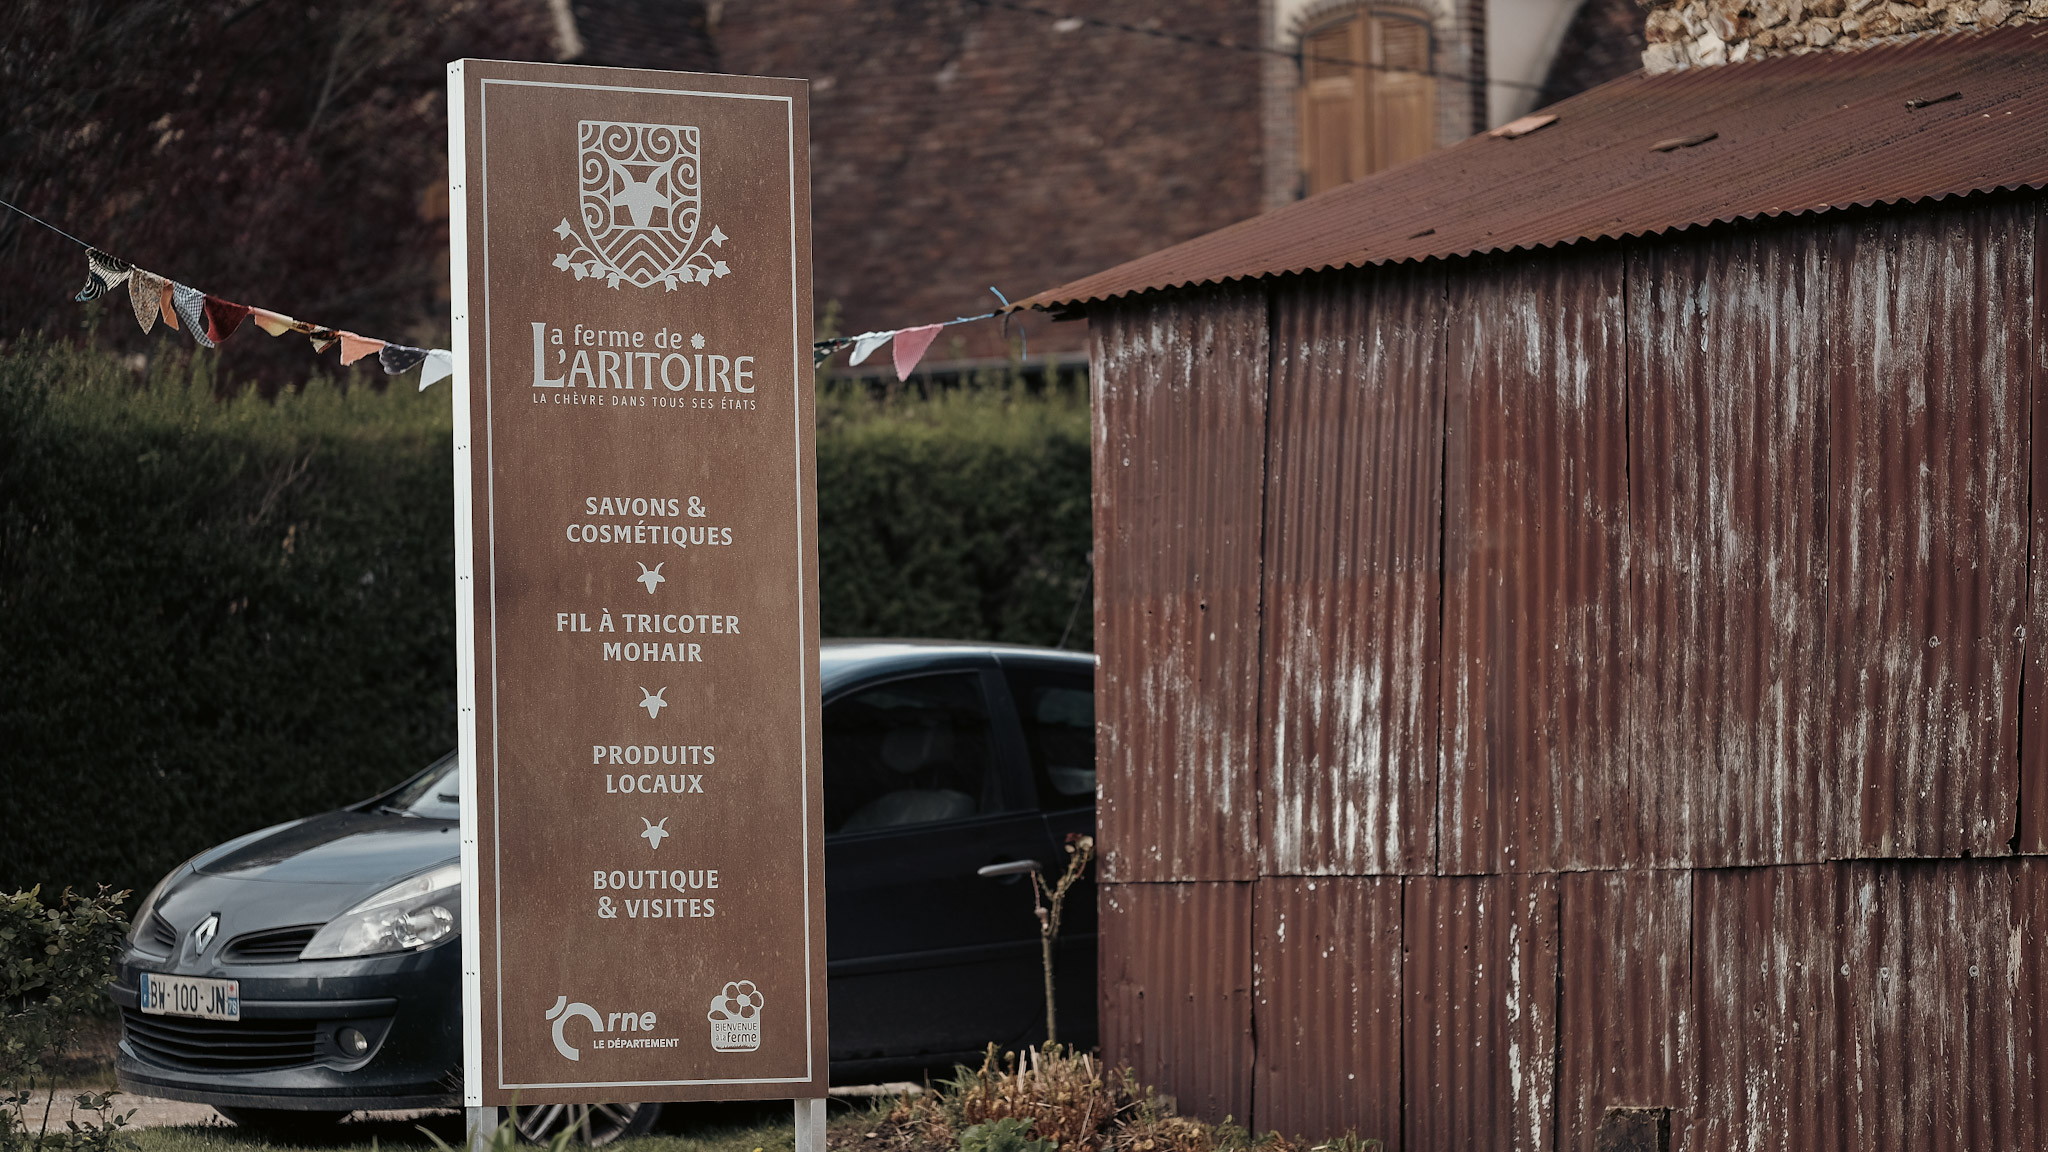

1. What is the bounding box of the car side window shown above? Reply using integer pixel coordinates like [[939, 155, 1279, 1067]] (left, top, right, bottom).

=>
[[1004, 668, 1095, 811], [824, 671, 1004, 834]]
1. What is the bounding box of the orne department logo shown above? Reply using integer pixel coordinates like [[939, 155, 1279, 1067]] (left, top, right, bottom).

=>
[[544, 995, 672, 1060], [553, 120, 733, 291]]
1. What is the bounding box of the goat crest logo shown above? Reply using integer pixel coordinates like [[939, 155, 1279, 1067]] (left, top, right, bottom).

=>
[[552, 120, 732, 291]]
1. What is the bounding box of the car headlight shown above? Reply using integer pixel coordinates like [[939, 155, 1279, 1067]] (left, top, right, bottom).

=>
[[302, 864, 461, 959]]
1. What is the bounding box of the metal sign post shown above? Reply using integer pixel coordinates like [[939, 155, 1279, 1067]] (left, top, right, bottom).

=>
[[446, 57, 826, 1133]]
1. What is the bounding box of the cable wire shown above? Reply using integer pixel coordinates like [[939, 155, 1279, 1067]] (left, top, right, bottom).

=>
[[0, 195, 94, 251]]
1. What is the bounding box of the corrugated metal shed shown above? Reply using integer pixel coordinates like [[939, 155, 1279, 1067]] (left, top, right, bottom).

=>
[[1624, 221, 1837, 868], [1835, 861, 2032, 1150], [2030, 217, 2048, 853], [1556, 870, 1691, 1152], [1091, 287, 1268, 884], [1098, 882, 1254, 1123], [1440, 244, 1631, 876], [1089, 193, 2048, 1135], [1022, 25, 2048, 313], [1403, 873, 1559, 1151], [1072, 22, 2048, 1144], [1827, 201, 2031, 860], [1685, 860, 2048, 1150], [1260, 267, 1443, 877], [1688, 864, 1843, 1150], [1251, 878, 1402, 1145]]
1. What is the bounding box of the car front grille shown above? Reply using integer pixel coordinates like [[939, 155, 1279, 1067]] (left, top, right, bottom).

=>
[[122, 1008, 318, 1072], [221, 926, 318, 963], [143, 913, 179, 955]]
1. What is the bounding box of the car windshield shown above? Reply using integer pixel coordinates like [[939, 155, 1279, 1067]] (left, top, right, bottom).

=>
[[381, 762, 461, 819]]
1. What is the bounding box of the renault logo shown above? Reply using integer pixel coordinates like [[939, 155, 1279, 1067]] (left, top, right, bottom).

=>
[[191, 913, 220, 952]]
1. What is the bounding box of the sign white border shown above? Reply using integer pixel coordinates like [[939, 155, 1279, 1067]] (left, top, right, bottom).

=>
[[451, 63, 817, 1101]]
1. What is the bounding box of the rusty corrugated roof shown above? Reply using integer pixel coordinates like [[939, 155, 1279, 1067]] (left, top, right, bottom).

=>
[[1023, 24, 2048, 312]]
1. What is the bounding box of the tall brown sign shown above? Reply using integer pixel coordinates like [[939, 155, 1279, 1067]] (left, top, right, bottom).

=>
[[446, 59, 822, 1105]]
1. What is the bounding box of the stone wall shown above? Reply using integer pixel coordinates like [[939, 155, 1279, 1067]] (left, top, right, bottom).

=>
[[1641, 0, 2048, 71]]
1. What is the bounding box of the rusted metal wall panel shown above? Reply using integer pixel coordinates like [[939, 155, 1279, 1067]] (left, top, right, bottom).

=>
[[1250, 877, 1403, 1146], [2023, 200, 2048, 854], [1442, 245, 1630, 875], [1556, 870, 1691, 1151], [1403, 873, 1559, 1152], [2013, 859, 2048, 1141], [1828, 201, 2031, 858], [1625, 225, 1836, 868], [1087, 189, 2048, 1142], [1687, 863, 1843, 1152], [1098, 882, 1254, 1124], [1090, 286, 1269, 883], [1838, 860, 2034, 1151], [1259, 267, 1444, 877]]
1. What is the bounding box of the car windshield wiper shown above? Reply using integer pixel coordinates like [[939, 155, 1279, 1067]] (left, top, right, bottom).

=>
[[375, 804, 420, 818]]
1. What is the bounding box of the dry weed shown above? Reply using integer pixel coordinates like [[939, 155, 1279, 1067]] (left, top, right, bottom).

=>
[[870, 1086, 955, 1152], [834, 1043, 1374, 1152], [953, 1044, 1135, 1152]]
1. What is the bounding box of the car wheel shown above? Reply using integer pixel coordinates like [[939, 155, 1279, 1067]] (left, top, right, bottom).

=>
[[214, 1106, 349, 1135], [511, 1102, 661, 1146]]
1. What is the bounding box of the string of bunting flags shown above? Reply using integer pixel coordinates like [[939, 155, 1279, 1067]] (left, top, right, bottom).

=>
[[67, 244, 457, 389], [9, 196, 1013, 387], [809, 288, 1020, 376], [0, 190, 457, 389]]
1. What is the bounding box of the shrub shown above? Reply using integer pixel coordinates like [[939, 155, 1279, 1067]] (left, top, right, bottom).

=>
[[0, 885, 134, 1152], [0, 340, 460, 902], [842, 1044, 1375, 1152], [816, 379, 1092, 647]]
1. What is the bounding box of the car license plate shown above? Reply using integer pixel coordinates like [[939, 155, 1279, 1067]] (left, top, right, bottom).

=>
[[138, 973, 240, 1021]]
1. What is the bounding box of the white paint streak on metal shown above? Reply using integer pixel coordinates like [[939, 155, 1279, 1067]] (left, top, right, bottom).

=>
[[1092, 287, 1267, 883]]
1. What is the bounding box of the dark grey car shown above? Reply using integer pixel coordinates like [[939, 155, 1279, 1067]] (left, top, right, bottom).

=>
[[112, 640, 1096, 1140]]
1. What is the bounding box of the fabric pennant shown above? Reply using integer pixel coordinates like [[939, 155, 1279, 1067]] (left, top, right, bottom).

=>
[[337, 331, 385, 366], [813, 343, 837, 368], [419, 349, 454, 390], [379, 344, 428, 376], [891, 324, 943, 381], [128, 271, 166, 334], [170, 284, 213, 346], [158, 281, 179, 330], [847, 330, 893, 367], [304, 327, 340, 354], [250, 308, 296, 336], [202, 296, 252, 344], [90, 249, 132, 284], [74, 248, 134, 302]]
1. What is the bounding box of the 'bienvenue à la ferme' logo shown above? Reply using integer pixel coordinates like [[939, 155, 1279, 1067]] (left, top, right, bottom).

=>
[[554, 120, 732, 291]]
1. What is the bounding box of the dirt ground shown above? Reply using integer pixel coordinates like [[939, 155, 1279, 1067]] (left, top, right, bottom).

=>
[[14, 1092, 446, 1132]]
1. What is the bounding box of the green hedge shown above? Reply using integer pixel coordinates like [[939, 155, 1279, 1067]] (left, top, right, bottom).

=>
[[0, 343, 1091, 899], [816, 382, 1092, 647], [0, 342, 460, 904]]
